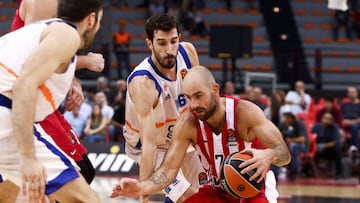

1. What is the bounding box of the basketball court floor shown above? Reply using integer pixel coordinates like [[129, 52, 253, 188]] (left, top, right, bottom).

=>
[[91, 175, 360, 203]]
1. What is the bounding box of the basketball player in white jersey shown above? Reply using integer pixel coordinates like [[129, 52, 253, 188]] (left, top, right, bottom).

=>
[[11, 0, 105, 111], [122, 14, 204, 202], [111, 66, 291, 202], [0, 0, 104, 202], [10, 0, 103, 182]]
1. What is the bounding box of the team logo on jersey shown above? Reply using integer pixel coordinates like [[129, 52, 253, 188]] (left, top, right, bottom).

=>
[[180, 69, 188, 79], [198, 172, 208, 185], [163, 84, 171, 100], [227, 129, 237, 142]]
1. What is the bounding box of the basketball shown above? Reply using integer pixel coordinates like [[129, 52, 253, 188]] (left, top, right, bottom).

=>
[[220, 152, 265, 199]]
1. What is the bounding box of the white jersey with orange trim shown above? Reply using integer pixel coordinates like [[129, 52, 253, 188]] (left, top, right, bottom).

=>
[[124, 44, 205, 202], [0, 18, 79, 195], [124, 43, 191, 158], [0, 18, 77, 122]]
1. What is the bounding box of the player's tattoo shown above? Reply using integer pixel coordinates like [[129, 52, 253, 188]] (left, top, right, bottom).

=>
[[273, 144, 290, 165], [150, 172, 169, 186]]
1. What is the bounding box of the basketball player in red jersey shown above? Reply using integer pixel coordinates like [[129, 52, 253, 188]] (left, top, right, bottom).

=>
[[9, 0, 105, 184], [111, 66, 290, 203]]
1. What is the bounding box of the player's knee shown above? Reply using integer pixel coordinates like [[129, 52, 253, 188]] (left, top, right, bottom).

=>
[[71, 185, 100, 203], [79, 190, 100, 203], [51, 178, 100, 203], [59, 190, 100, 203]]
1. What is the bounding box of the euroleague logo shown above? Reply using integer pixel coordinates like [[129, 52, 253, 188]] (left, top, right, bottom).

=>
[[227, 129, 237, 142], [237, 184, 246, 192], [198, 172, 208, 185], [180, 69, 188, 79]]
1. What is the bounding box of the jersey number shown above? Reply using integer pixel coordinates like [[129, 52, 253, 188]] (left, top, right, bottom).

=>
[[214, 154, 224, 177], [176, 94, 187, 108], [215, 154, 224, 166]]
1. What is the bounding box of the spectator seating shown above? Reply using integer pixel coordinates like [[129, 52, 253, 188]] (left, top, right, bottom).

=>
[[2, 0, 360, 89], [291, 0, 360, 88]]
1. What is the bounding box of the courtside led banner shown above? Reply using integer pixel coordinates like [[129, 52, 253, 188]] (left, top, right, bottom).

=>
[[82, 142, 139, 175]]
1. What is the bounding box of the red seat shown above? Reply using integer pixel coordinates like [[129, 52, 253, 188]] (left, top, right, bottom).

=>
[[296, 112, 309, 121], [300, 131, 318, 177], [341, 97, 350, 104], [307, 132, 317, 157]]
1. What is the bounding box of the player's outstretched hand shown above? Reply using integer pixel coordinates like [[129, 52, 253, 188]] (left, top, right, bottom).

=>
[[110, 178, 142, 198]]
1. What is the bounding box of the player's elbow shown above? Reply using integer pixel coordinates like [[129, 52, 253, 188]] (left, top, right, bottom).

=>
[[272, 144, 291, 166], [283, 151, 291, 166]]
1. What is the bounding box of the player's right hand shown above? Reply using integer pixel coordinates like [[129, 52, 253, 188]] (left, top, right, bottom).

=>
[[110, 178, 142, 198], [20, 158, 47, 202], [239, 148, 271, 183]]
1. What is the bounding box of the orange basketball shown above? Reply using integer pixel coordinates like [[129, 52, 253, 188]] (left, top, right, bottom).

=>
[[220, 152, 265, 199]]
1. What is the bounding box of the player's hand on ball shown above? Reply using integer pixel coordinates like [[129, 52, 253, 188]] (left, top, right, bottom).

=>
[[239, 148, 272, 183], [110, 178, 142, 198]]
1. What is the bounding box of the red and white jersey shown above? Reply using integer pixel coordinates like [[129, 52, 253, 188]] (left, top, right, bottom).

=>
[[193, 97, 279, 203], [0, 18, 77, 122], [124, 44, 192, 155], [194, 96, 263, 186]]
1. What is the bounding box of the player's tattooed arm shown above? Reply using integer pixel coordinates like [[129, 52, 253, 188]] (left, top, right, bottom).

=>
[[150, 172, 169, 186], [272, 143, 291, 166]]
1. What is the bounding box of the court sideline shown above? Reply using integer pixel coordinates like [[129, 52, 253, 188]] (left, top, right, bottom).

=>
[[91, 175, 360, 203]]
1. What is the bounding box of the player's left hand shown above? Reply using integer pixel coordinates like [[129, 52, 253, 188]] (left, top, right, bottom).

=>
[[110, 178, 142, 198], [238, 148, 273, 183], [85, 52, 105, 72]]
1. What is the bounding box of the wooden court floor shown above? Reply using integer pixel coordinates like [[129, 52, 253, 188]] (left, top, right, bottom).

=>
[[92, 175, 360, 203]]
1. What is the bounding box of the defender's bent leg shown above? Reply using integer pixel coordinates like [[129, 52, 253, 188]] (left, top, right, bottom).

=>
[[0, 180, 19, 203], [49, 171, 100, 203]]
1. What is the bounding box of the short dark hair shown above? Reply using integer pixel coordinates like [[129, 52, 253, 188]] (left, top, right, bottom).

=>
[[57, 0, 104, 22], [145, 14, 180, 42], [283, 112, 296, 120], [323, 95, 334, 103]]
